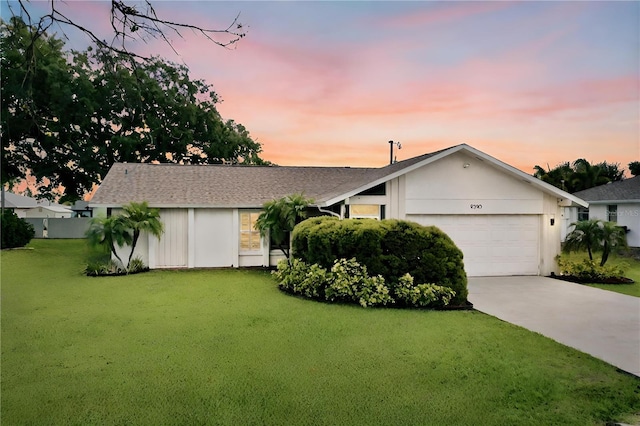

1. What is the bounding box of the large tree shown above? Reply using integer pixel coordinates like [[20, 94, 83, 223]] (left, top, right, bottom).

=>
[[2, 17, 266, 202]]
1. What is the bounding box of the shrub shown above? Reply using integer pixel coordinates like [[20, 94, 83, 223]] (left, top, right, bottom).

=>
[[326, 258, 393, 307], [1, 210, 35, 249], [272, 258, 453, 309], [393, 273, 456, 308], [273, 258, 328, 299], [556, 255, 627, 282], [85, 259, 124, 276], [128, 257, 149, 274], [292, 217, 468, 305], [85, 256, 149, 276]]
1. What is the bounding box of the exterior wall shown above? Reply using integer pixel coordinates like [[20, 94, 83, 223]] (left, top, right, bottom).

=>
[[151, 209, 189, 268], [561, 207, 579, 241], [400, 151, 563, 276], [120, 207, 269, 270], [616, 204, 640, 247], [404, 152, 543, 215], [193, 209, 236, 267], [540, 193, 562, 275], [583, 203, 640, 248]]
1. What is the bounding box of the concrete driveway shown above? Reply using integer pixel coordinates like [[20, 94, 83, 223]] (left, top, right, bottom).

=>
[[468, 276, 640, 377]]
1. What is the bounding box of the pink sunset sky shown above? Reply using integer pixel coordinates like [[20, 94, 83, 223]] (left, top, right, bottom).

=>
[[4, 1, 639, 174]]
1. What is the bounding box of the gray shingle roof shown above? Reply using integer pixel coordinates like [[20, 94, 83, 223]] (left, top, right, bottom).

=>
[[573, 176, 640, 202], [2, 190, 39, 208], [90, 148, 449, 208]]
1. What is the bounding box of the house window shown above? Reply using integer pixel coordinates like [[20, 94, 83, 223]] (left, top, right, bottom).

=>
[[607, 205, 617, 223], [350, 204, 381, 219], [357, 183, 386, 196], [577, 207, 589, 221], [240, 212, 261, 252]]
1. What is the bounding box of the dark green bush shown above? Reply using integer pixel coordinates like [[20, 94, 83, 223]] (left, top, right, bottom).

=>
[[1, 210, 35, 249], [292, 217, 468, 305]]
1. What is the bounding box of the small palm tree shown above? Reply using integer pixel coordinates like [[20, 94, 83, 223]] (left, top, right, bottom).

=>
[[86, 215, 132, 268], [598, 221, 627, 266], [122, 201, 164, 268], [255, 193, 313, 261], [563, 219, 627, 266]]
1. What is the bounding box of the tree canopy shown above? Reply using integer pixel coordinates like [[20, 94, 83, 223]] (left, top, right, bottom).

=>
[[1, 17, 266, 202], [533, 159, 626, 193]]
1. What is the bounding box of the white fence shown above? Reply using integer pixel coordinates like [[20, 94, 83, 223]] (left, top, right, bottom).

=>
[[24, 218, 91, 239]]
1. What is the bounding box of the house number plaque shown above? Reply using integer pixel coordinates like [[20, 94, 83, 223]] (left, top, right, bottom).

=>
[[470, 204, 483, 209]]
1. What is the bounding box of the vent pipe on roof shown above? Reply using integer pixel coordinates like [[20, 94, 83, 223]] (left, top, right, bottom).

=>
[[389, 140, 401, 165]]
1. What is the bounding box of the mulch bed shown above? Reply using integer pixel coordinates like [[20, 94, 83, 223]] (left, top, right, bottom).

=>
[[548, 273, 635, 285]]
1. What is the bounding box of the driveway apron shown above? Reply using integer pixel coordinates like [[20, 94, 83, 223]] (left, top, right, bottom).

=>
[[468, 276, 640, 377]]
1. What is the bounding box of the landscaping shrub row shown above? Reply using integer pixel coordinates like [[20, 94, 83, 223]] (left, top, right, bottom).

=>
[[555, 255, 632, 284], [273, 257, 457, 308], [292, 217, 468, 305]]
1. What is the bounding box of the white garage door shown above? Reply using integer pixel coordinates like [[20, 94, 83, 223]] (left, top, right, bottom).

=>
[[407, 215, 540, 277]]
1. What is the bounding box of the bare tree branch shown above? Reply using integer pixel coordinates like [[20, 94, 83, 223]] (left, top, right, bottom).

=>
[[12, 0, 247, 61]]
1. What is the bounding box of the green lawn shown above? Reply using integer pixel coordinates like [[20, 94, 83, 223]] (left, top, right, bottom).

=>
[[561, 251, 640, 297], [2, 240, 639, 425]]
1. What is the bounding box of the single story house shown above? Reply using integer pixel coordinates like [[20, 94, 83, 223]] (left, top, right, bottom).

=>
[[90, 144, 587, 277], [2, 190, 73, 218], [563, 176, 639, 248]]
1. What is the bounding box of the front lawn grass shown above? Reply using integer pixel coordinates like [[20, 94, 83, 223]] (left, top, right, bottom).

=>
[[561, 251, 640, 297], [2, 240, 640, 425]]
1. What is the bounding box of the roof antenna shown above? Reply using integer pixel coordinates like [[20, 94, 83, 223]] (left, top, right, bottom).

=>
[[389, 140, 401, 164]]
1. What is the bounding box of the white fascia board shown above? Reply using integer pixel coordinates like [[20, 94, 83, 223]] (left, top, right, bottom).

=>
[[88, 203, 263, 209], [585, 200, 640, 205]]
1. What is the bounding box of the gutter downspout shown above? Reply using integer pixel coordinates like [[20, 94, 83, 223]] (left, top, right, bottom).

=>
[[314, 205, 341, 219]]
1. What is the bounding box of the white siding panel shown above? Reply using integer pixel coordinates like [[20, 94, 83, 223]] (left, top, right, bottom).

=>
[[194, 209, 235, 267], [156, 209, 188, 268], [408, 214, 540, 277]]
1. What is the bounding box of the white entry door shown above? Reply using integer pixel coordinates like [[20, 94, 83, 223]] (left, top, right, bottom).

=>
[[407, 215, 540, 277]]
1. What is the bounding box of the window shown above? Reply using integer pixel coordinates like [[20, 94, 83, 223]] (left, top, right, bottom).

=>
[[349, 204, 381, 219], [577, 207, 589, 221], [607, 205, 617, 223], [240, 212, 261, 251], [357, 183, 386, 196]]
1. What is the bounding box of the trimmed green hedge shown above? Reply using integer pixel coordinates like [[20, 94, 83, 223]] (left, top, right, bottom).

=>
[[292, 217, 468, 305]]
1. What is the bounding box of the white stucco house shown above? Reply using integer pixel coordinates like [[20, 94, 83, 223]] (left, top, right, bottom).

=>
[[563, 176, 640, 248], [89, 144, 587, 277]]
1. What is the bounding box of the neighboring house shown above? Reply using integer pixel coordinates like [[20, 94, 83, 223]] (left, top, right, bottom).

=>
[[71, 200, 93, 218], [564, 176, 640, 248], [89, 144, 586, 277], [2, 190, 73, 218]]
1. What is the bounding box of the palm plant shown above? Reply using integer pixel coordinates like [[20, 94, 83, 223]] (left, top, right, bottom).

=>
[[571, 159, 610, 192], [563, 219, 627, 266], [121, 201, 164, 268], [598, 221, 627, 266], [255, 193, 313, 261], [86, 215, 132, 268]]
